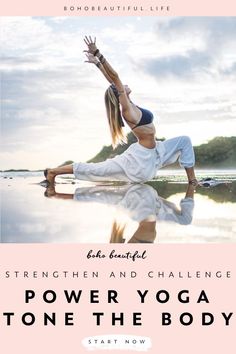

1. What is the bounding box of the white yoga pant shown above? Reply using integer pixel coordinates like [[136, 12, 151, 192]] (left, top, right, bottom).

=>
[[73, 159, 131, 182], [161, 135, 195, 168], [73, 136, 195, 183]]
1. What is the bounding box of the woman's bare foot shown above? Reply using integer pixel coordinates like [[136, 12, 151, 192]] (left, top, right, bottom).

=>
[[44, 169, 56, 186]]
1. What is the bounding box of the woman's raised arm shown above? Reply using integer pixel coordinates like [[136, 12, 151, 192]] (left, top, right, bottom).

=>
[[84, 38, 126, 88], [84, 36, 131, 111]]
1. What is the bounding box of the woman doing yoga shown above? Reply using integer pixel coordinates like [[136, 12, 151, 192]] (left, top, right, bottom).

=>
[[43, 36, 198, 186]]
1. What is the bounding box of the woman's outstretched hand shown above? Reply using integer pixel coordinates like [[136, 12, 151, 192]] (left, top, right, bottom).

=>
[[84, 36, 98, 55], [84, 52, 99, 65]]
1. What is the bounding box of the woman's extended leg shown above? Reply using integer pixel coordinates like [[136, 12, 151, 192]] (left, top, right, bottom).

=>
[[161, 136, 197, 184], [45, 159, 130, 185]]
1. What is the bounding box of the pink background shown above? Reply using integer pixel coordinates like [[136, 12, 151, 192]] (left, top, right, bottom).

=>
[[1, 0, 236, 16], [0, 244, 235, 353]]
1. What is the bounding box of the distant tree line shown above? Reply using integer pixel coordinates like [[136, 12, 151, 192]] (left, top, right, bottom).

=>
[[194, 137, 236, 167]]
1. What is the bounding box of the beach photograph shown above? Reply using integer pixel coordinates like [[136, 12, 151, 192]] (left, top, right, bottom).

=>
[[1, 16, 236, 243]]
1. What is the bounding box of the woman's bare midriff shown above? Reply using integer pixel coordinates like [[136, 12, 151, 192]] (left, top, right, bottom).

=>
[[137, 138, 156, 149], [133, 124, 156, 149]]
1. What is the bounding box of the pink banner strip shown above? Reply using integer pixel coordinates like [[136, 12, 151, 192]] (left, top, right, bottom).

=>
[[1, 0, 236, 16]]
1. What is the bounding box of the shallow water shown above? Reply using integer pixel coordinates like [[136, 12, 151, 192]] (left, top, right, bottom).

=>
[[1, 171, 236, 243]]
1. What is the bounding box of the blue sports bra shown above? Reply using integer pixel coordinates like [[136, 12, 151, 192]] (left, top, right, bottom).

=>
[[124, 106, 154, 130]]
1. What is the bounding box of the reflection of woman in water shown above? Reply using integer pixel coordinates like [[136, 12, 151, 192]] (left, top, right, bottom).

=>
[[45, 183, 195, 243], [43, 36, 197, 187]]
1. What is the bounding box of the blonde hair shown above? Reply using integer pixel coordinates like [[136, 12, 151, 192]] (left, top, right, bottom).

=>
[[105, 87, 127, 148]]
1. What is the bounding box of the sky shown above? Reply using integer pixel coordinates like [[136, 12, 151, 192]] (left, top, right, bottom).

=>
[[1, 16, 236, 170]]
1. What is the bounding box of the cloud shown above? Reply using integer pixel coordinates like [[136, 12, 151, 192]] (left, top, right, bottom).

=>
[[134, 17, 236, 80], [221, 62, 236, 76], [138, 50, 212, 79], [154, 17, 236, 50]]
